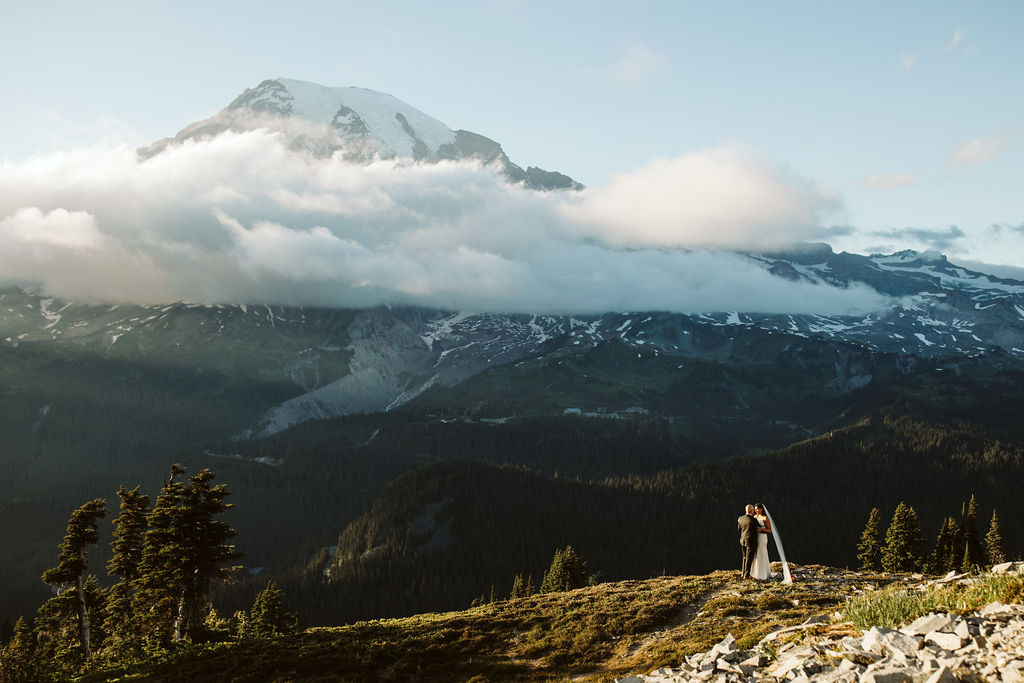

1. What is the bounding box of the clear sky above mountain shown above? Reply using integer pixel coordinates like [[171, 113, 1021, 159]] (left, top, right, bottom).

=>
[[1, 1, 1022, 287]]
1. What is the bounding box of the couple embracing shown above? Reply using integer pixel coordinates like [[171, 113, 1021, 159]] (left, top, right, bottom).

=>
[[738, 503, 792, 583]]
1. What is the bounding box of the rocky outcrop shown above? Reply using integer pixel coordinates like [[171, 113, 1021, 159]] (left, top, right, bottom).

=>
[[619, 563, 1024, 683]]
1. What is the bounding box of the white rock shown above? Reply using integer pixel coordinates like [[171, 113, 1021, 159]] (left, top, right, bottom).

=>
[[923, 666, 958, 683], [837, 658, 859, 671], [739, 653, 767, 668], [925, 631, 964, 651], [980, 601, 1009, 617], [953, 620, 972, 640], [903, 613, 953, 636], [1004, 660, 1024, 683], [882, 629, 922, 657], [991, 561, 1015, 574], [771, 654, 807, 678]]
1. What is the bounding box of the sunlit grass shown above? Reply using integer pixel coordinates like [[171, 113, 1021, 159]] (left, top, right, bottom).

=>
[[843, 572, 1024, 630]]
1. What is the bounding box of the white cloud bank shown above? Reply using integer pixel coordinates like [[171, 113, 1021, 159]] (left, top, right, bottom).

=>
[[0, 132, 887, 315]]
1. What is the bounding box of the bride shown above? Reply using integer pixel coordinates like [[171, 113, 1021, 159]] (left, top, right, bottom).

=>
[[751, 503, 792, 583]]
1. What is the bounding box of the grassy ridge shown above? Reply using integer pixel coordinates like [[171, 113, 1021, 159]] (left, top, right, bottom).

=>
[[75, 567, 918, 682]]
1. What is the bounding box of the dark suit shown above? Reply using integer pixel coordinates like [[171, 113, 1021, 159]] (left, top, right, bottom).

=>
[[737, 513, 759, 578]]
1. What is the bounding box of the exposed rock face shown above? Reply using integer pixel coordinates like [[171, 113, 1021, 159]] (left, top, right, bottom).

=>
[[618, 564, 1024, 683]]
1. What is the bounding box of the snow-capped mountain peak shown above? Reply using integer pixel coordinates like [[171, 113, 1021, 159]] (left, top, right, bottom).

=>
[[139, 78, 581, 190], [226, 77, 457, 160]]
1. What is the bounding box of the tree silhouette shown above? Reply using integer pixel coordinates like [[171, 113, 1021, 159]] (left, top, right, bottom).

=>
[[540, 546, 590, 593], [104, 485, 150, 655], [40, 498, 107, 658], [856, 507, 882, 571], [985, 509, 1006, 567], [881, 502, 924, 573]]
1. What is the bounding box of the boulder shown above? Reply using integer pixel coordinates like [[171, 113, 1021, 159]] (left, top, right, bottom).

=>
[[902, 613, 953, 636], [924, 631, 965, 651], [952, 620, 973, 640], [862, 627, 921, 658]]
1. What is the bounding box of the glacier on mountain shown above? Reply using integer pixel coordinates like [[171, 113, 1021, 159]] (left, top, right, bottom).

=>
[[138, 77, 581, 191]]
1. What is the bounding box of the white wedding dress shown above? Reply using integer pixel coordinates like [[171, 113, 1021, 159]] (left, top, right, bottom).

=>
[[751, 520, 772, 580], [754, 507, 793, 584]]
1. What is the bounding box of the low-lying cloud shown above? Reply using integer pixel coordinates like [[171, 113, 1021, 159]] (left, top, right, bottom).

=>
[[0, 132, 887, 314]]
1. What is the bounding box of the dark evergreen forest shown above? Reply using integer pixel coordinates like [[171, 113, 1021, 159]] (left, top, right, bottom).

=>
[[3, 359, 1024, 635]]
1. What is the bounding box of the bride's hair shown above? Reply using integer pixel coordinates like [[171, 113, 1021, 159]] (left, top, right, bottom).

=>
[[754, 503, 764, 510]]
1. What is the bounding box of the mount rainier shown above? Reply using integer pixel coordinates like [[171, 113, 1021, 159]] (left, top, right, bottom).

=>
[[139, 77, 581, 190]]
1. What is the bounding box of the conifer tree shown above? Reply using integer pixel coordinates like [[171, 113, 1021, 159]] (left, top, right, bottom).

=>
[[540, 546, 590, 593], [104, 485, 150, 653], [881, 502, 925, 573], [136, 466, 242, 644], [510, 573, 526, 599], [33, 575, 108, 677], [944, 517, 961, 573], [984, 509, 1006, 567], [510, 572, 536, 599], [0, 617, 38, 683], [239, 582, 297, 639], [856, 507, 882, 571], [134, 466, 187, 646], [952, 501, 967, 568], [41, 498, 108, 659], [929, 517, 955, 574], [961, 494, 983, 571]]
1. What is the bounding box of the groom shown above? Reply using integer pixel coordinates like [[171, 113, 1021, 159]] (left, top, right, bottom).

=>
[[737, 504, 759, 579]]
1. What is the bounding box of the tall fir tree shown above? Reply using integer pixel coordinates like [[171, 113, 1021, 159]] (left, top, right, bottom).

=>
[[952, 501, 967, 569], [134, 466, 187, 646], [540, 546, 590, 593], [984, 509, 1007, 567], [961, 494, 983, 572], [135, 466, 243, 645], [856, 507, 882, 571], [944, 517, 961, 573], [929, 517, 956, 574], [104, 485, 150, 655], [881, 502, 925, 573], [40, 498, 108, 659]]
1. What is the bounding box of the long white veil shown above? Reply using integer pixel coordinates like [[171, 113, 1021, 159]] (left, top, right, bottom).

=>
[[762, 505, 792, 584]]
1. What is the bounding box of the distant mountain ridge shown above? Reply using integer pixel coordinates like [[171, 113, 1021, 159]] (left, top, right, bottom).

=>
[[6, 243, 1024, 438], [138, 77, 582, 190]]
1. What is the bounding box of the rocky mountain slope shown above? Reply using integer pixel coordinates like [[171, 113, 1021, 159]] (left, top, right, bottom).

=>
[[6, 243, 1024, 440], [619, 563, 1024, 683], [138, 77, 581, 190]]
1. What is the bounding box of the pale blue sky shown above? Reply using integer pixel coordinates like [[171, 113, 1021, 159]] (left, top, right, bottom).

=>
[[1, 0, 1022, 265]]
